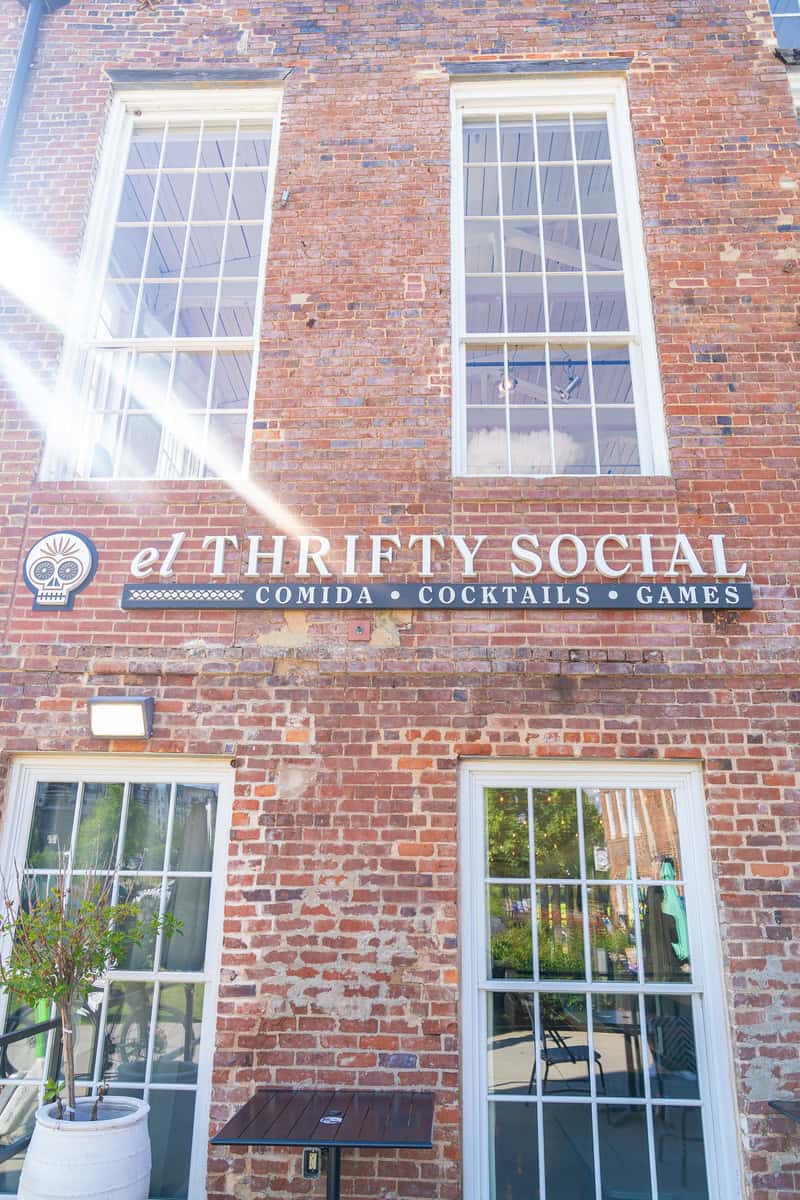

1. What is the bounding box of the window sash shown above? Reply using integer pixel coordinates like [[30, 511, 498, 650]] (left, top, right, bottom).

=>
[[459, 761, 742, 1200], [450, 79, 668, 478], [0, 758, 233, 1200], [42, 89, 282, 482]]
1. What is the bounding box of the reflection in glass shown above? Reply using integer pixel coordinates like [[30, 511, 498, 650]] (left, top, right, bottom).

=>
[[500, 119, 533, 163], [152, 984, 203, 1083], [532, 788, 580, 878], [597, 405, 640, 475], [537, 118, 572, 162], [509, 409, 551, 475], [587, 273, 628, 332], [541, 218, 581, 272], [488, 885, 532, 981], [463, 122, 497, 164], [552, 406, 595, 474], [645, 995, 699, 1099], [589, 884, 637, 983], [573, 119, 611, 161], [543, 1102, 595, 1195], [582, 788, 628, 878], [0, 1084, 38, 1188], [633, 789, 682, 879], [504, 219, 541, 272], [123, 784, 170, 871], [506, 275, 545, 334], [171, 787, 217, 872], [578, 163, 616, 213], [486, 788, 529, 877], [592, 994, 643, 1097], [653, 1106, 709, 1199], [464, 166, 499, 216], [598, 1107, 652, 1198], [537, 887, 585, 981], [105, 984, 154, 1081], [507, 348, 547, 404], [465, 219, 501, 273], [592, 347, 633, 405], [75, 783, 124, 868], [148, 1089, 197, 1198], [547, 274, 587, 332], [539, 995, 599, 1094], [641, 881, 691, 982], [116, 877, 162, 971], [487, 992, 535, 1095], [466, 409, 507, 474], [162, 876, 211, 971], [489, 1101, 539, 1200], [466, 275, 504, 334], [502, 165, 537, 216], [26, 782, 77, 868]]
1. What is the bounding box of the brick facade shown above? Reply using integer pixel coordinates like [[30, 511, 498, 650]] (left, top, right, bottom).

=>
[[1, 2, 799, 1198]]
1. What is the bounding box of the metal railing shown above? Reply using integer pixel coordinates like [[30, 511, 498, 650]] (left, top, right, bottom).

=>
[[0, 1016, 62, 1164]]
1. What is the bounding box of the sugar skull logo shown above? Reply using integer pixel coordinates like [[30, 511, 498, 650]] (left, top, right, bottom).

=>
[[23, 531, 98, 610]]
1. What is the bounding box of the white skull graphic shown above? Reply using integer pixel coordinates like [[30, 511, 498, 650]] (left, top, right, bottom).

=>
[[24, 532, 96, 608]]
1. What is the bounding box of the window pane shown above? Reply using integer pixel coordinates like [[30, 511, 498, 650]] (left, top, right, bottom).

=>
[[503, 219, 541, 272], [26, 782, 77, 868], [464, 166, 499, 216], [547, 274, 587, 332], [206, 413, 247, 473], [645, 999, 699, 1099], [162, 129, 199, 169], [583, 217, 621, 269], [463, 121, 497, 164], [773, 14, 800, 44], [152, 983, 203, 1083], [230, 171, 269, 220], [589, 885, 638, 984], [466, 408, 507, 474], [532, 788, 580, 878], [104, 983, 154, 1082], [153, 173, 194, 223], [539, 165, 576, 216], [98, 279, 138, 339], [75, 783, 124, 868], [593, 994, 644, 1097], [653, 1107, 709, 1199], [210, 353, 252, 409], [573, 118, 610, 161], [116, 877, 162, 971], [236, 127, 272, 168], [175, 281, 217, 337], [642, 881, 691, 982], [126, 129, 162, 171], [537, 118, 572, 162], [137, 281, 179, 337], [145, 225, 188, 279], [170, 786, 217, 871], [0, 1085, 37, 1189], [123, 783, 171, 871], [190, 172, 231, 222], [506, 275, 545, 333], [215, 280, 259, 337], [578, 163, 616, 214], [507, 347, 548, 404], [489, 1101, 539, 1200], [184, 224, 224, 276], [489, 885, 533, 981], [119, 174, 156, 222], [502, 164, 537, 216], [598, 1107, 652, 1198], [118, 407, 163, 477], [173, 352, 213, 411], [543, 1102, 595, 1193], [200, 125, 236, 168], [148, 1089, 197, 1199], [552, 406, 596, 474], [587, 273, 628, 331], [223, 224, 262, 276], [537, 886, 585, 980], [465, 219, 502, 272], [509, 408, 551, 475], [486, 787, 529, 876], [633, 789, 682, 879], [597, 406, 640, 475], [488, 992, 536, 1095], [500, 119, 534, 163], [108, 225, 149, 277], [466, 275, 504, 334], [592, 347, 633, 405], [540, 994, 594, 1094], [583, 788, 630, 878], [541, 218, 581, 271]]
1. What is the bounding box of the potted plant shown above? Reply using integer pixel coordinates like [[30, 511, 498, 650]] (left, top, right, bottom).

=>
[[0, 860, 179, 1200]]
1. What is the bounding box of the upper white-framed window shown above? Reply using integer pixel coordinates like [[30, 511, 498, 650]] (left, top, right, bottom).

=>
[[0, 756, 233, 1200], [450, 75, 669, 478], [42, 86, 282, 482], [459, 759, 742, 1200], [770, 0, 800, 48]]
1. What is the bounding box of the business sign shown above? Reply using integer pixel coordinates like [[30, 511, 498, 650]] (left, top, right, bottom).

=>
[[23, 528, 754, 612], [121, 580, 752, 611]]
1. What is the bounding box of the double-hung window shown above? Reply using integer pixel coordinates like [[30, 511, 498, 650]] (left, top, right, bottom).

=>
[[459, 761, 741, 1200], [0, 758, 232, 1200], [43, 87, 281, 481], [451, 76, 668, 477]]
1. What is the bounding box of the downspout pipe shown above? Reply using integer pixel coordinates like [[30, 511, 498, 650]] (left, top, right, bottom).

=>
[[0, 0, 70, 191]]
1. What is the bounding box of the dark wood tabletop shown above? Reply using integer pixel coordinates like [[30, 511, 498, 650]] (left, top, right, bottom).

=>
[[211, 1088, 435, 1150]]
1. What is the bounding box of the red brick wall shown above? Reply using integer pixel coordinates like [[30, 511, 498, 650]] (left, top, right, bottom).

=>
[[1, 2, 799, 1198]]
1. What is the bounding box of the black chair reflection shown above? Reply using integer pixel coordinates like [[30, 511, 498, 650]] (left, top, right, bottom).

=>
[[522, 999, 606, 1094], [648, 1013, 700, 1189]]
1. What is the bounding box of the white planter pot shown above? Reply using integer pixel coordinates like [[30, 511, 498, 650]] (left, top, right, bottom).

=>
[[18, 1097, 151, 1200]]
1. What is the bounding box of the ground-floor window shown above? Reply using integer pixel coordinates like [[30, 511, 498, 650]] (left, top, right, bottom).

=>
[[0, 758, 232, 1200], [459, 762, 741, 1200]]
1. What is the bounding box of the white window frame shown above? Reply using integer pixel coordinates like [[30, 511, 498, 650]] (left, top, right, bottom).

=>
[[0, 755, 234, 1200], [458, 759, 742, 1200], [41, 86, 283, 482], [450, 74, 670, 478], [789, 69, 800, 110]]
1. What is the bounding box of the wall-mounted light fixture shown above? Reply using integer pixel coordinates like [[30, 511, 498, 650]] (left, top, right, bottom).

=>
[[88, 697, 154, 739]]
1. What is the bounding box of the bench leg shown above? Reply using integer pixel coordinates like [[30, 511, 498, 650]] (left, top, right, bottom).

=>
[[326, 1147, 341, 1200]]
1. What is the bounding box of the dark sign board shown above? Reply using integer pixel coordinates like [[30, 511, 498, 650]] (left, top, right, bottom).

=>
[[121, 581, 753, 611]]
